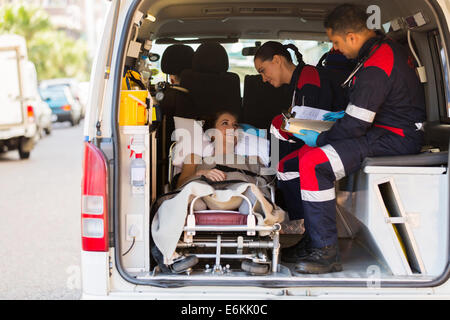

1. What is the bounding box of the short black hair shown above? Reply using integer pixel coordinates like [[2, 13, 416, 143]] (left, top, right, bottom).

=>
[[324, 4, 369, 34]]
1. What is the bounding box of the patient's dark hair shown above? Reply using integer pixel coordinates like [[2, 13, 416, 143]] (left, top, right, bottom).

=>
[[254, 41, 304, 66], [203, 109, 239, 132], [324, 4, 369, 34]]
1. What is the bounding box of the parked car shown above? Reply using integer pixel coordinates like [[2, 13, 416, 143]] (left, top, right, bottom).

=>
[[23, 61, 52, 136], [34, 95, 53, 136], [40, 78, 86, 118], [39, 84, 82, 126], [0, 34, 39, 159], [81, 0, 450, 300], [78, 81, 90, 116]]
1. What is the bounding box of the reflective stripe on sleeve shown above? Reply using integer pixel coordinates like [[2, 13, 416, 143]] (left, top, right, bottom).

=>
[[346, 104, 376, 123], [276, 171, 300, 181], [301, 188, 336, 202], [320, 145, 346, 181], [270, 124, 289, 141]]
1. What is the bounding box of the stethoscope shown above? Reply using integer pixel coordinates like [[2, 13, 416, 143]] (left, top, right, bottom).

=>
[[341, 36, 387, 88]]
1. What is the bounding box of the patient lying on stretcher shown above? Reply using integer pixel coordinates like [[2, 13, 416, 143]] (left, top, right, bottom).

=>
[[150, 110, 285, 272], [176, 110, 265, 189]]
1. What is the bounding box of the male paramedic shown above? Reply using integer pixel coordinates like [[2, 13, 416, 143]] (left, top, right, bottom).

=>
[[283, 3, 426, 274]]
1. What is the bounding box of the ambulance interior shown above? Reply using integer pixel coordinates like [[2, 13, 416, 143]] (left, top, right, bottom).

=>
[[113, 0, 450, 288]]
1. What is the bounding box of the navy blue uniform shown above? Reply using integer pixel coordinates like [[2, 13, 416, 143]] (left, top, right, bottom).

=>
[[270, 64, 327, 221], [296, 36, 426, 248]]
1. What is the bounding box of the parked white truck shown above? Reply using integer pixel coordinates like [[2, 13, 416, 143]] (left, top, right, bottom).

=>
[[0, 34, 38, 159]]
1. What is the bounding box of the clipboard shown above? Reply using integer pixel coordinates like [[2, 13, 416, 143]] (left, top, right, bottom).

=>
[[280, 111, 334, 134], [281, 115, 334, 134]]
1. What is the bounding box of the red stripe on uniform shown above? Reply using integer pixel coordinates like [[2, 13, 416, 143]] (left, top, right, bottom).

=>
[[298, 147, 329, 191], [297, 65, 321, 89], [277, 145, 315, 173], [374, 124, 405, 137], [277, 149, 300, 172], [364, 43, 394, 77], [271, 114, 292, 140]]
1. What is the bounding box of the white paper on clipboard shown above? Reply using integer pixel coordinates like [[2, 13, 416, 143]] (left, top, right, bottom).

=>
[[291, 105, 330, 121]]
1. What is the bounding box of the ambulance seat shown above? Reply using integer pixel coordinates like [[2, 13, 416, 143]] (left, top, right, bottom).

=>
[[316, 49, 356, 112], [179, 42, 241, 118], [158, 44, 195, 192], [362, 151, 448, 168], [241, 74, 292, 130]]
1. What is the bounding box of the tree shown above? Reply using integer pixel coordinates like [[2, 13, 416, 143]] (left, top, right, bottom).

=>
[[30, 30, 90, 80], [0, 3, 90, 81], [0, 3, 51, 42]]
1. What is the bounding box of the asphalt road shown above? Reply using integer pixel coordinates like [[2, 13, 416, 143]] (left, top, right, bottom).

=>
[[0, 121, 84, 299]]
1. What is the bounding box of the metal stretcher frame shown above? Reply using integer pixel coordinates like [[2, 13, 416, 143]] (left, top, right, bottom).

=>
[[178, 194, 282, 274]]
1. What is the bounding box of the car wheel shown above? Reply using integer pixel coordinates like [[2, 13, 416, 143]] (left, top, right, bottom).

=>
[[18, 149, 30, 159], [44, 125, 52, 135], [18, 137, 33, 159]]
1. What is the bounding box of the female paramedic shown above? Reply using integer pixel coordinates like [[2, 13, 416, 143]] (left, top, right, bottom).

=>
[[253, 41, 337, 265]]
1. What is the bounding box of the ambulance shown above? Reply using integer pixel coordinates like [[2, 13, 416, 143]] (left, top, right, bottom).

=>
[[81, 0, 450, 299]]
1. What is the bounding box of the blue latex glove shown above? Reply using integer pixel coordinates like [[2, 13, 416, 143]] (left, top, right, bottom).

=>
[[323, 110, 345, 122], [293, 130, 320, 147], [240, 123, 266, 138]]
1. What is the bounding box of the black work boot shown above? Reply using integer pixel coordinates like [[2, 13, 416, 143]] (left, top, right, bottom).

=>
[[294, 244, 342, 274], [281, 232, 312, 263]]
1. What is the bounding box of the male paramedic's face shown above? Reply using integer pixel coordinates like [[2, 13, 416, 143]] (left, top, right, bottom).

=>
[[254, 56, 283, 88], [326, 28, 360, 59]]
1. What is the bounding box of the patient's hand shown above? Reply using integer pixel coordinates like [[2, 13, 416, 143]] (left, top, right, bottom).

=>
[[196, 169, 226, 182]]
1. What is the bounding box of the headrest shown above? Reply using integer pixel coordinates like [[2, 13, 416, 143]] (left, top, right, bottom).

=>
[[192, 42, 229, 73], [161, 44, 194, 75], [318, 49, 355, 71]]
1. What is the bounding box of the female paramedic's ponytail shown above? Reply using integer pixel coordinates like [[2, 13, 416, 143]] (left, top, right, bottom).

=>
[[254, 41, 305, 66], [283, 43, 304, 66]]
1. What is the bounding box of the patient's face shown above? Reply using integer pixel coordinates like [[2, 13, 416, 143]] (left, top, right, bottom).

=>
[[215, 113, 238, 138], [214, 113, 239, 152]]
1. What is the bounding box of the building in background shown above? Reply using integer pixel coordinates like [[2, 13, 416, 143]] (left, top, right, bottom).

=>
[[0, 0, 108, 58]]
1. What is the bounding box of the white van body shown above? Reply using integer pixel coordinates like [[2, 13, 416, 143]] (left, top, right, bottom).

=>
[[81, 0, 450, 299], [0, 34, 39, 159]]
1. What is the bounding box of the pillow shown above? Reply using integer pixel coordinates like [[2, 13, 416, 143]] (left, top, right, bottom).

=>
[[171, 117, 271, 167], [235, 131, 270, 167]]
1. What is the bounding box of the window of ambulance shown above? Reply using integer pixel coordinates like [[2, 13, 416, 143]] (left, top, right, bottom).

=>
[[149, 39, 332, 96]]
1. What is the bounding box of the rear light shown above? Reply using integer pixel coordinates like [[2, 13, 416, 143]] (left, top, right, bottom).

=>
[[81, 142, 109, 251], [61, 104, 72, 111], [27, 105, 35, 122]]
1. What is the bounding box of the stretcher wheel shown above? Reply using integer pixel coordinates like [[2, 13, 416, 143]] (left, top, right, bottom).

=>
[[171, 255, 199, 273], [241, 260, 270, 275]]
